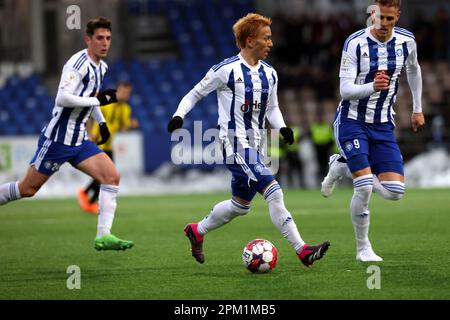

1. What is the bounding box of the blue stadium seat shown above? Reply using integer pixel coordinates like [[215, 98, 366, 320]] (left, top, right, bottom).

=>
[[1, 0, 257, 171]]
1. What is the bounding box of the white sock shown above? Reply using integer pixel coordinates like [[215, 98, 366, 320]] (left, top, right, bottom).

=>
[[264, 183, 305, 253], [96, 184, 119, 238], [372, 175, 405, 200], [0, 181, 21, 205], [350, 175, 373, 250], [197, 199, 250, 235]]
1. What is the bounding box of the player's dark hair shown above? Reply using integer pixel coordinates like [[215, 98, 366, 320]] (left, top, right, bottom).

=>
[[86, 17, 112, 37], [375, 0, 401, 8]]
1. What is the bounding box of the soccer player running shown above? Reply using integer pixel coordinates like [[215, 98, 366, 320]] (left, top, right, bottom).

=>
[[320, 0, 424, 261], [78, 81, 138, 214], [0, 17, 134, 251], [168, 13, 330, 267]]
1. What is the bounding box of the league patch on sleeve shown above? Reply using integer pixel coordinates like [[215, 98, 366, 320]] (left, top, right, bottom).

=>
[[63, 71, 77, 86]]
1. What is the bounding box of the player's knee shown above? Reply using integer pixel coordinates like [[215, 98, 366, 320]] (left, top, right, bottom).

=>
[[390, 192, 403, 201], [19, 184, 40, 198], [381, 182, 404, 201], [263, 183, 283, 203], [110, 171, 120, 185], [99, 170, 120, 185], [355, 184, 373, 196], [353, 175, 374, 200], [230, 199, 251, 216]]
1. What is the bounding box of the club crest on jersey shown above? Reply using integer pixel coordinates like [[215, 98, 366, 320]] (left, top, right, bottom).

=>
[[396, 48, 403, 57], [43, 161, 61, 172], [345, 141, 353, 152], [254, 163, 265, 173]]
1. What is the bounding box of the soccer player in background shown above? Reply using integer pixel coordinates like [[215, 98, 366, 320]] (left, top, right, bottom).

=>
[[168, 13, 330, 267], [320, 0, 424, 261], [78, 81, 139, 214], [0, 17, 134, 251]]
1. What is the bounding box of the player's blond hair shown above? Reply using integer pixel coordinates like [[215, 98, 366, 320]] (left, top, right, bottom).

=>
[[375, 0, 401, 8], [232, 13, 272, 50]]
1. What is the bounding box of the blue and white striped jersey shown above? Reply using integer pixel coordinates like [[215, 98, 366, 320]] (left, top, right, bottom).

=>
[[337, 26, 419, 124], [193, 53, 280, 155], [43, 49, 107, 146]]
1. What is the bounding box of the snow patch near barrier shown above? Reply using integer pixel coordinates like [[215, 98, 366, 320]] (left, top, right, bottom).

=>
[[404, 148, 450, 187]]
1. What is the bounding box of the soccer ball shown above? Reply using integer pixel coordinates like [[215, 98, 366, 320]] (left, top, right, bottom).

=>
[[242, 239, 278, 273]]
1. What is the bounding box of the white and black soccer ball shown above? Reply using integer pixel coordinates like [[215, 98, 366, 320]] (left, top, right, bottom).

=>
[[242, 239, 278, 273]]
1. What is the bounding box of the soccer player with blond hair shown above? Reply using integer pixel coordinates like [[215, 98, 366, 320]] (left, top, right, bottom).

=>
[[321, 0, 424, 261]]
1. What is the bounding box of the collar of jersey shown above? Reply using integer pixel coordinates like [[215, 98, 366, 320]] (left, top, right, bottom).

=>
[[238, 53, 261, 70], [83, 48, 102, 67], [366, 26, 395, 45]]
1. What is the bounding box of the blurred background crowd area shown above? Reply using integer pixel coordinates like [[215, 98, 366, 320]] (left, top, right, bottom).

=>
[[0, 0, 449, 179]]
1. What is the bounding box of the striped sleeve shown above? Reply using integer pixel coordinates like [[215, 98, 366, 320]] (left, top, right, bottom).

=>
[[55, 63, 99, 108]]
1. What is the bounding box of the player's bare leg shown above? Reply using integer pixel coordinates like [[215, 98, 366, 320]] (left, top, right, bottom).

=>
[[0, 166, 49, 205], [77, 153, 133, 251]]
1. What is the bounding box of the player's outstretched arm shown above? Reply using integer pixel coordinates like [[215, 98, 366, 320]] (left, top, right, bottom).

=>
[[56, 88, 116, 108], [168, 87, 204, 133]]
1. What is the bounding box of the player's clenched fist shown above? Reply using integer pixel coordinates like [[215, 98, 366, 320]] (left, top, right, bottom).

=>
[[97, 89, 117, 106], [373, 70, 390, 91], [167, 116, 183, 133]]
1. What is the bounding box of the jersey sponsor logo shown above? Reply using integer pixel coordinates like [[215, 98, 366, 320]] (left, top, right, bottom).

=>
[[235, 77, 243, 83], [246, 71, 263, 76], [240, 100, 263, 113], [370, 60, 396, 67], [362, 52, 369, 58], [373, 42, 394, 49], [245, 87, 269, 93]]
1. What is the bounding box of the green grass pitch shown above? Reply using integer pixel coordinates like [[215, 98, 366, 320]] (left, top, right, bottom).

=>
[[0, 188, 449, 299]]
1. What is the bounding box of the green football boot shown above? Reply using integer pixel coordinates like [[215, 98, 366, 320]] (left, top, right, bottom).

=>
[[94, 234, 134, 251]]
